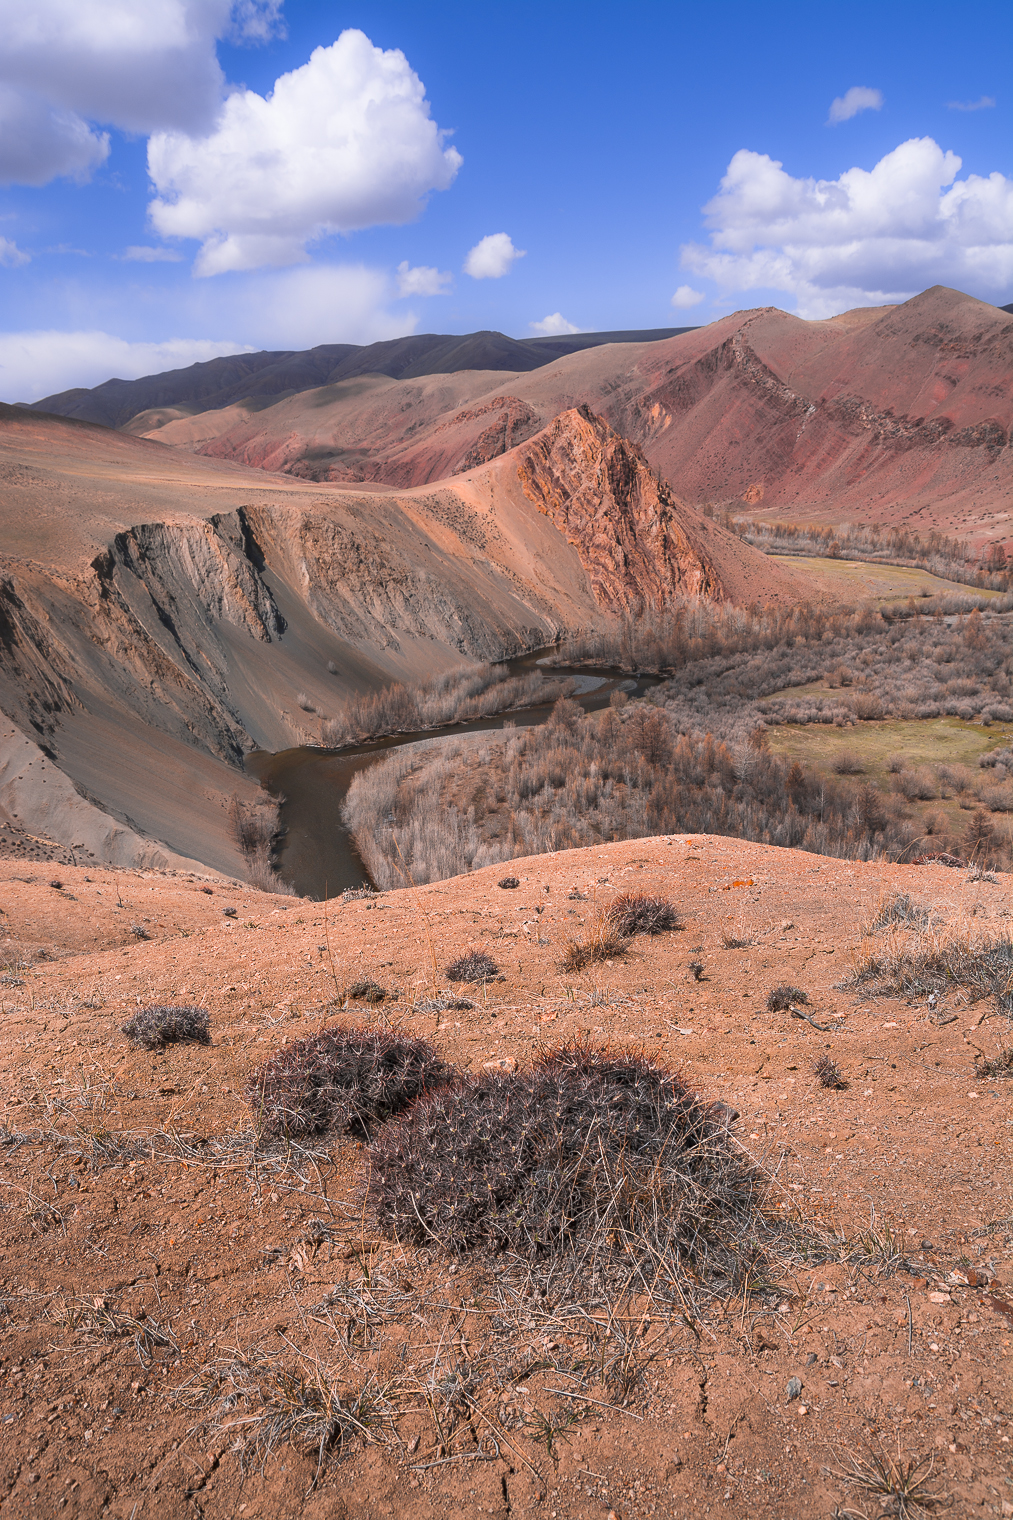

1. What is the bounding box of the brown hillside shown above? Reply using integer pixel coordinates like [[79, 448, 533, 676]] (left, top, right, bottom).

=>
[[0, 403, 797, 872], [142, 288, 1012, 548], [0, 836, 1007, 1519]]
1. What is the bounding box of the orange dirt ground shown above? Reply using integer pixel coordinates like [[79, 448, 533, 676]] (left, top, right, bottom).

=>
[[0, 836, 1009, 1519]]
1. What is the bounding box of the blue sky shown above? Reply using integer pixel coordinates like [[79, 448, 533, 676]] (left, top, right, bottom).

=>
[[1, 0, 1010, 401]]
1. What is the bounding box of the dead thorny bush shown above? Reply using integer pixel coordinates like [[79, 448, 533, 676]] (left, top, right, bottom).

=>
[[766, 983, 808, 1012], [602, 890, 681, 937], [364, 1039, 769, 1301], [121, 1004, 211, 1050], [814, 1055, 849, 1090], [247, 1024, 456, 1140], [561, 915, 628, 973], [344, 979, 391, 1005], [445, 950, 500, 983]]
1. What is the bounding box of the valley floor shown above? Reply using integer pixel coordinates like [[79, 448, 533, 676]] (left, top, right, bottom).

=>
[[0, 838, 1009, 1518]]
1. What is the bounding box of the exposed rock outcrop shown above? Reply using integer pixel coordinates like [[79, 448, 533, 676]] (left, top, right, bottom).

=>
[[515, 406, 722, 611]]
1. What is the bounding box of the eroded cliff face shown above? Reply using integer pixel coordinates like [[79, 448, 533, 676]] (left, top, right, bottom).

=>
[[515, 406, 723, 611]]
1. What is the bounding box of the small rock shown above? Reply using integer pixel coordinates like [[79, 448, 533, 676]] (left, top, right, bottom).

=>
[[785, 1376, 803, 1401], [483, 1058, 517, 1074]]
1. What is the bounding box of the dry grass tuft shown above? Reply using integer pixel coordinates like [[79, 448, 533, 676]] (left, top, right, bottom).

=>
[[344, 979, 391, 1005], [121, 1004, 211, 1050], [561, 926, 627, 973], [974, 1045, 1013, 1080], [247, 1024, 455, 1140], [833, 1442, 948, 1517], [603, 891, 681, 937], [869, 893, 930, 932], [814, 1054, 849, 1090], [766, 983, 808, 1012], [445, 950, 500, 984], [846, 930, 1013, 1014], [364, 1039, 765, 1297]]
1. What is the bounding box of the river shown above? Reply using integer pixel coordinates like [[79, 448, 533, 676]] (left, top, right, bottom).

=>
[[247, 651, 660, 899]]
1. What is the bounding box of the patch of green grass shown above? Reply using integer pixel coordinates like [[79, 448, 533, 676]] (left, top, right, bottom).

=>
[[779, 555, 1002, 604], [766, 717, 1005, 777]]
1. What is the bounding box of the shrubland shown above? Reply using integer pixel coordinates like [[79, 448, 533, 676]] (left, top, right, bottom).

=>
[[320, 663, 573, 747], [342, 693, 1006, 888], [728, 516, 1011, 592]]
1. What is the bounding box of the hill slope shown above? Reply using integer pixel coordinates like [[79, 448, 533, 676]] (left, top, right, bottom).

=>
[[26, 326, 697, 429], [141, 288, 1012, 548], [0, 402, 803, 873]]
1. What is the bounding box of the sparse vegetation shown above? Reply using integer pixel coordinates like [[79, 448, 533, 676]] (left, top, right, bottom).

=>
[[121, 1004, 211, 1050], [833, 1442, 949, 1518], [321, 663, 574, 748], [846, 932, 1013, 1015], [228, 793, 294, 895], [498, 875, 520, 889], [445, 950, 500, 984], [365, 1040, 764, 1291], [247, 1025, 455, 1140], [767, 984, 808, 1012], [129, 922, 150, 940], [814, 1054, 849, 1090], [973, 1046, 1013, 1080]]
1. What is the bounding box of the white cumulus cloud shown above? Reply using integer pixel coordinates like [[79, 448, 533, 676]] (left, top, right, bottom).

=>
[[464, 233, 525, 280], [0, 331, 251, 405], [670, 284, 705, 309], [122, 245, 184, 263], [148, 30, 462, 275], [0, 263, 418, 402], [396, 261, 451, 297], [529, 313, 579, 335], [0, 237, 30, 268], [827, 85, 883, 124], [0, 1, 284, 186], [680, 137, 1013, 318]]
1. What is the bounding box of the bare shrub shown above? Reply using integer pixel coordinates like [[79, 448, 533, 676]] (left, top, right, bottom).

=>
[[122, 1004, 211, 1050], [897, 767, 939, 801], [296, 693, 317, 713], [130, 923, 151, 940], [445, 950, 500, 983], [831, 749, 865, 775], [228, 793, 292, 894], [603, 891, 681, 937], [364, 1040, 763, 1288], [814, 1055, 848, 1090], [247, 1025, 454, 1140], [885, 753, 907, 774], [498, 876, 520, 889], [766, 983, 808, 1011]]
